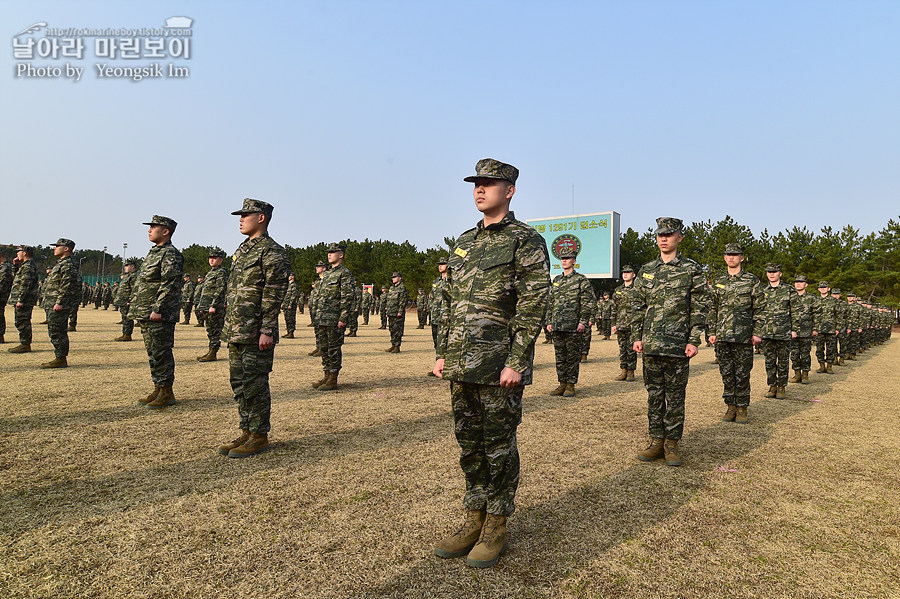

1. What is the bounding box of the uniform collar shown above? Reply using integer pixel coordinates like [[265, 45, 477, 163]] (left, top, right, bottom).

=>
[[648, 251, 684, 267], [476, 210, 516, 233]]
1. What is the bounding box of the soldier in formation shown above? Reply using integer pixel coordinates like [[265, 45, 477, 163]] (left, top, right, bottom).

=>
[[181, 274, 195, 324], [813, 281, 839, 373], [0, 252, 13, 344], [759, 263, 800, 399], [598, 291, 613, 339], [133, 216, 184, 410], [846, 292, 863, 360], [307, 261, 326, 354], [611, 264, 638, 381], [428, 257, 450, 373], [93, 282, 103, 309], [361, 287, 374, 325], [7, 246, 39, 353], [81, 281, 91, 308], [832, 288, 849, 365], [114, 259, 138, 341], [282, 272, 299, 338], [706, 243, 763, 423], [433, 158, 550, 569], [196, 248, 228, 362], [218, 199, 289, 458], [38, 238, 81, 368], [546, 246, 594, 397], [632, 217, 706, 467], [298, 290, 306, 315], [377, 285, 389, 329], [311, 243, 354, 391], [789, 275, 817, 384], [416, 288, 429, 328], [102, 282, 113, 309], [346, 283, 361, 337], [193, 274, 206, 327], [384, 271, 408, 352]]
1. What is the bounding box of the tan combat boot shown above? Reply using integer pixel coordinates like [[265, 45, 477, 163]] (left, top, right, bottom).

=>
[[838, 357, 844, 365], [626, 369, 636, 382], [614, 368, 628, 381], [550, 383, 567, 396], [139, 386, 159, 405], [317, 371, 339, 391], [228, 433, 269, 458], [197, 348, 218, 362], [826, 362, 834, 374], [789, 370, 802, 383], [114, 333, 132, 342], [735, 406, 748, 424], [217, 429, 250, 456], [465, 513, 508, 569], [284, 331, 294, 339], [764, 385, 776, 398], [384, 345, 395, 352], [7, 343, 31, 353], [580, 353, 588, 363], [308, 347, 322, 356], [713, 357, 719, 364], [67, 324, 76, 332], [603, 335, 610, 340], [146, 386, 176, 409], [664, 439, 682, 466], [390, 345, 400, 353], [775, 386, 786, 399], [434, 509, 486, 558], [721, 405, 737, 422], [816, 362, 826, 373], [801, 370, 809, 383], [346, 330, 357, 337], [312, 372, 328, 389], [637, 437, 665, 462], [193, 322, 204, 327], [40, 356, 67, 369], [563, 383, 576, 397]]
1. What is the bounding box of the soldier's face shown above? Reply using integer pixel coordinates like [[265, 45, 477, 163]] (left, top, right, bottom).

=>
[[767, 271, 781, 284], [622, 272, 635, 283], [656, 232, 682, 253], [148, 225, 169, 244], [818, 286, 829, 295], [209, 257, 223, 267], [438, 264, 448, 274], [392, 276, 400, 284], [316, 266, 326, 275], [53, 245, 66, 257], [723, 254, 744, 268], [794, 282, 807, 292], [16, 250, 25, 261], [327, 251, 343, 265], [125, 265, 134, 273], [239, 212, 265, 236], [560, 257, 575, 270], [472, 179, 514, 214]]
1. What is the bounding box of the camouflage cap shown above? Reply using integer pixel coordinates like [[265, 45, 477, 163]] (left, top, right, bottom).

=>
[[620, 265, 635, 274], [326, 242, 345, 253], [724, 243, 744, 255], [794, 274, 808, 283], [230, 198, 274, 218], [654, 217, 683, 235], [142, 215, 177, 231], [15, 245, 33, 253], [437, 256, 448, 265], [603, 290, 611, 297], [124, 258, 137, 266], [392, 271, 402, 278], [463, 158, 519, 185], [315, 260, 327, 268], [50, 237, 76, 249], [831, 288, 841, 294], [208, 247, 226, 258], [558, 246, 578, 259], [765, 262, 782, 272], [817, 281, 830, 288], [847, 292, 857, 298]]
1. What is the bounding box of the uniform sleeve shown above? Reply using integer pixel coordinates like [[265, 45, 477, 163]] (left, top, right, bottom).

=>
[[505, 235, 551, 374], [338, 270, 353, 324], [751, 279, 764, 338], [579, 278, 595, 328], [435, 278, 453, 359], [152, 249, 184, 314], [688, 265, 707, 346], [630, 273, 648, 342], [55, 261, 76, 306], [259, 248, 289, 336], [788, 287, 801, 332]]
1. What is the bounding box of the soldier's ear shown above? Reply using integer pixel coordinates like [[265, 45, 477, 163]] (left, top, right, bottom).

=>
[[505, 184, 516, 200]]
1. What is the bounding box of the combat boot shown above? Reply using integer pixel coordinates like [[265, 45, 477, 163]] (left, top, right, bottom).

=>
[[603, 335, 610, 340], [764, 385, 776, 398], [542, 338, 551, 344], [384, 345, 395, 352], [346, 330, 357, 337], [735, 406, 748, 424], [68, 324, 76, 332], [550, 382, 567, 396], [307, 322, 315, 327], [217, 429, 250, 456], [197, 348, 218, 362], [7, 343, 31, 353], [139, 386, 159, 405], [390, 345, 400, 353], [826, 362, 834, 374], [790, 370, 802, 383], [378, 325, 386, 330], [317, 372, 339, 391], [146, 386, 176, 409], [228, 433, 269, 458], [801, 370, 809, 384], [626, 369, 636, 382], [721, 405, 737, 422], [775, 386, 786, 399], [637, 437, 665, 462], [114, 333, 132, 342], [38, 319, 48, 324], [308, 347, 322, 356], [417, 324, 424, 329], [663, 439, 682, 467], [713, 357, 719, 364], [434, 509, 486, 558], [40, 356, 67, 369], [580, 353, 588, 363], [193, 322, 204, 328], [614, 368, 628, 381], [838, 357, 844, 365], [312, 372, 328, 389], [284, 331, 294, 339], [816, 362, 826, 373], [465, 513, 508, 569], [563, 383, 576, 397]]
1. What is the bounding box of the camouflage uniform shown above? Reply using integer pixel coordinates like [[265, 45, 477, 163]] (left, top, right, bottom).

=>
[[198, 257, 228, 350], [599, 294, 613, 338], [385, 275, 409, 348], [0, 259, 13, 340], [612, 270, 638, 371], [759, 266, 801, 388], [832, 290, 849, 360], [429, 261, 451, 355], [378, 288, 389, 328], [790, 277, 817, 373], [40, 243, 81, 359], [416, 289, 429, 328], [308, 279, 320, 327], [298, 291, 306, 314], [361, 290, 374, 325], [846, 294, 863, 358], [92, 283, 102, 309], [281, 277, 299, 335], [224, 200, 289, 435], [708, 259, 763, 407], [181, 277, 195, 323], [102, 284, 113, 309], [116, 263, 138, 336], [631, 223, 706, 442], [9, 255, 39, 345], [347, 283, 361, 335], [132, 218, 184, 388], [193, 277, 206, 326], [315, 244, 354, 373], [547, 260, 594, 384], [437, 188, 551, 516]]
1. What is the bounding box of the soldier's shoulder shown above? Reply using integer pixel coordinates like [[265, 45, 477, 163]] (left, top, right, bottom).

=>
[[456, 226, 478, 244]]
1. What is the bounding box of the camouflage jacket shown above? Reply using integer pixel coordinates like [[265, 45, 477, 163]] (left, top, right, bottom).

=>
[[814, 294, 838, 334], [192, 280, 204, 304], [102, 286, 113, 302], [351, 285, 362, 313], [378, 293, 388, 312], [612, 282, 638, 331], [0, 261, 13, 299], [597, 298, 613, 320], [416, 291, 428, 313], [707, 268, 763, 343], [438, 211, 551, 385], [630, 253, 707, 357], [759, 283, 800, 340], [9, 259, 39, 308], [429, 276, 451, 323], [308, 282, 319, 322], [81, 283, 90, 302], [316, 264, 355, 326], [115, 272, 137, 314], [39, 255, 81, 310], [197, 266, 227, 311], [91, 286, 102, 301], [182, 280, 195, 305], [223, 233, 289, 344], [384, 281, 409, 317], [361, 291, 374, 311], [282, 280, 299, 310], [793, 292, 817, 337], [834, 299, 849, 331], [130, 242, 184, 322], [548, 270, 594, 332], [847, 302, 864, 330]]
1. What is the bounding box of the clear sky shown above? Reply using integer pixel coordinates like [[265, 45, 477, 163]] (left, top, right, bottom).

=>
[[2, 0, 898, 260]]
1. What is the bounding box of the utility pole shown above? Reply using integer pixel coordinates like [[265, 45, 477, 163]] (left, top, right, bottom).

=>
[[101, 246, 107, 284], [122, 243, 128, 274]]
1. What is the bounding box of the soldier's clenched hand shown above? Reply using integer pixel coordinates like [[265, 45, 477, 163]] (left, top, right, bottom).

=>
[[499, 367, 521, 388]]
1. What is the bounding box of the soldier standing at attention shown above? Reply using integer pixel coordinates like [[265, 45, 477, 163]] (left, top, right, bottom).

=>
[[39, 238, 81, 368], [196, 248, 228, 362], [81, 281, 90, 308], [181, 275, 195, 324], [433, 158, 550, 569], [789, 275, 817, 384], [759, 263, 800, 399], [378, 286, 389, 329], [282, 272, 299, 338], [416, 288, 429, 329], [546, 247, 594, 397], [93, 282, 102, 309], [192, 275, 206, 327], [611, 264, 639, 381], [428, 257, 451, 371], [307, 262, 326, 355], [312, 243, 354, 391], [384, 272, 409, 352], [114, 259, 138, 341], [831, 288, 848, 366], [599, 291, 613, 339], [298, 290, 306, 315], [102, 283, 113, 309], [218, 199, 289, 458], [813, 281, 839, 373], [707, 244, 763, 423], [131, 216, 184, 409], [346, 282, 361, 338], [8, 246, 39, 353], [361, 286, 374, 325], [0, 253, 14, 344], [846, 292, 863, 360], [631, 217, 706, 467]]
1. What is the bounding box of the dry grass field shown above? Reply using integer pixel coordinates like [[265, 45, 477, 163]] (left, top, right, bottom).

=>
[[1, 306, 898, 599]]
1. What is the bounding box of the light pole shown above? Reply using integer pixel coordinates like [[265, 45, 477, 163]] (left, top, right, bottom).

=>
[[122, 243, 127, 274], [101, 246, 107, 284]]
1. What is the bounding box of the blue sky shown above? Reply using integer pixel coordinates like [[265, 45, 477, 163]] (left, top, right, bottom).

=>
[[2, 1, 898, 259]]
